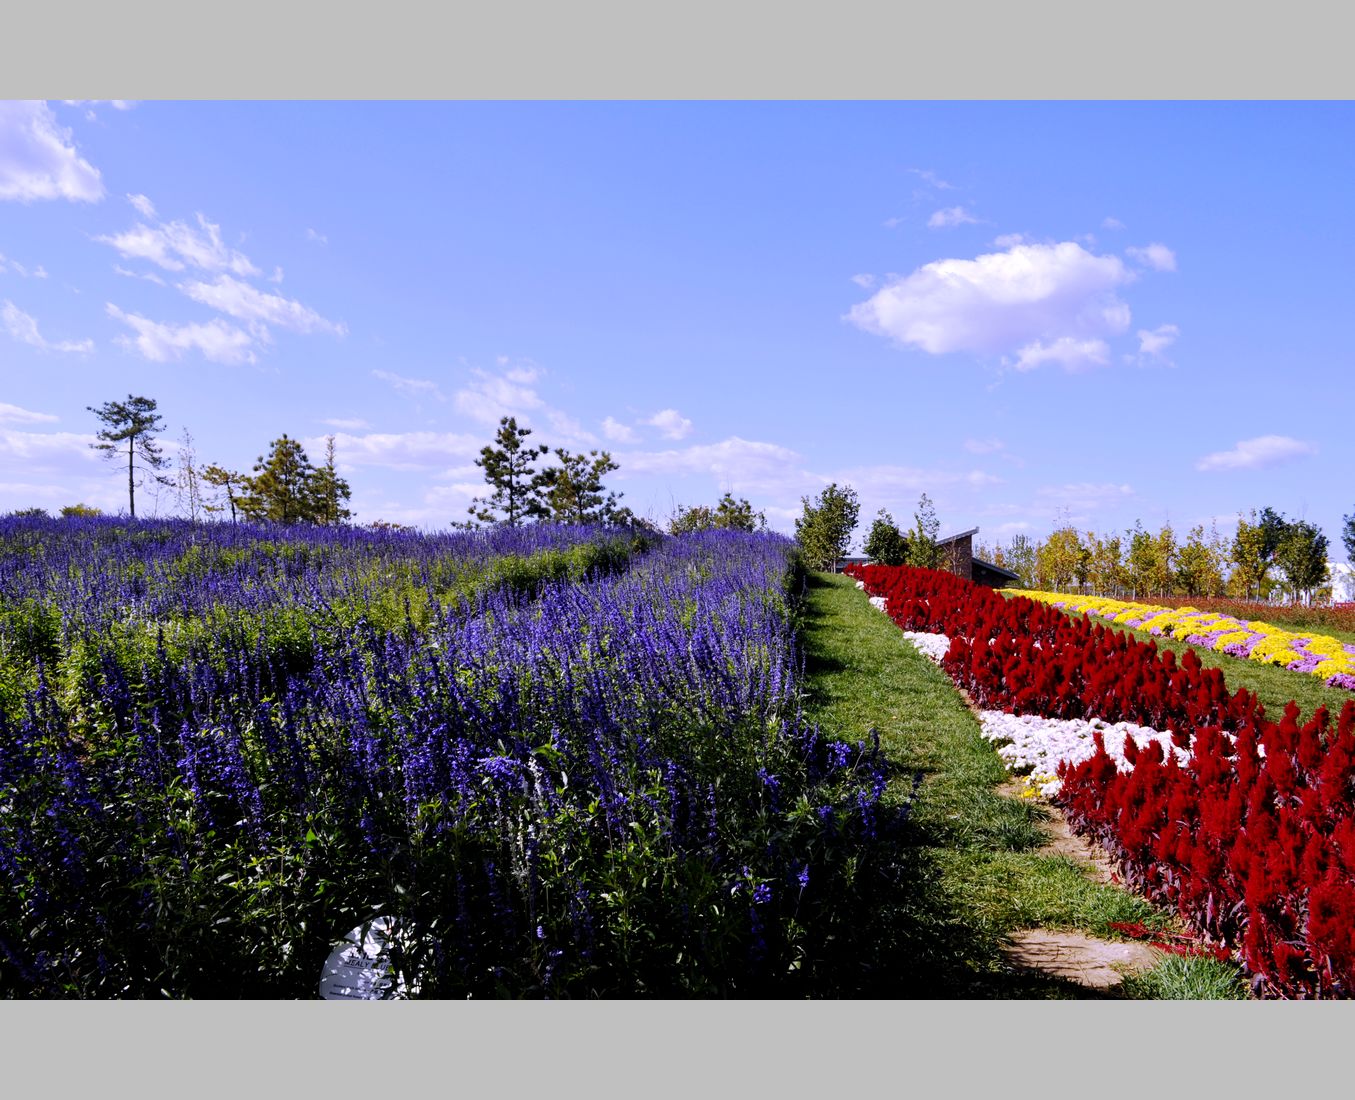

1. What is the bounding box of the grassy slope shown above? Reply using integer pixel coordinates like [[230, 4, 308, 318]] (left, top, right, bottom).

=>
[[800, 572, 1248, 997], [1021, 597, 1355, 721]]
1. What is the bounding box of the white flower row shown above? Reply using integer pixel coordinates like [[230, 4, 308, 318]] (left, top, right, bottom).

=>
[[976, 710, 1187, 797], [900, 630, 950, 665], [858, 585, 1187, 798]]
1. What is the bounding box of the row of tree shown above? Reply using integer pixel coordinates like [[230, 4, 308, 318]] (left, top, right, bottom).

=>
[[458, 415, 635, 528], [976, 507, 1343, 604], [668, 493, 766, 534], [466, 417, 780, 535], [67, 399, 755, 534], [84, 394, 354, 526], [792, 485, 948, 572]]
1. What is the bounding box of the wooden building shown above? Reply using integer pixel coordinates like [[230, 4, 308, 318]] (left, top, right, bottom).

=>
[[936, 528, 1021, 588], [832, 527, 1020, 589]]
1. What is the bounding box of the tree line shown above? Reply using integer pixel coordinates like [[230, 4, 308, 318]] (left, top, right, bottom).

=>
[[976, 506, 1346, 604], [793, 484, 948, 573], [74, 394, 356, 525], [463, 416, 770, 535], [26, 396, 730, 534]]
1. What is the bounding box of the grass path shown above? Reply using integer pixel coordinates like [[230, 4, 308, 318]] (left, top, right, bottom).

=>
[[799, 572, 1248, 998]]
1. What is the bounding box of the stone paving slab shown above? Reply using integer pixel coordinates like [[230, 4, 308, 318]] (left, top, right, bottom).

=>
[[1002, 930, 1163, 989]]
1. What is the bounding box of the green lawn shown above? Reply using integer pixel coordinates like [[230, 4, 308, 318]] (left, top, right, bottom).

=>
[[800, 572, 1247, 998]]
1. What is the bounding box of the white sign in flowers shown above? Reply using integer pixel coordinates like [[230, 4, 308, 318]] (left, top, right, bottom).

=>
[[318, 915, 410, 1000]]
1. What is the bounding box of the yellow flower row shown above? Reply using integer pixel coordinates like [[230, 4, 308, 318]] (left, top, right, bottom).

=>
[[1009, 589, 1355, 690]]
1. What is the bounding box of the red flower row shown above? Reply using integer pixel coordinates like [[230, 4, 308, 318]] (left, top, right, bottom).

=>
[[847, 563, 1355, 998], [848, 563, 1256, 735]]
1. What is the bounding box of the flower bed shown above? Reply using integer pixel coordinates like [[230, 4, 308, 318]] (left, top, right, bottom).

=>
[[0, 522, 895, 997], [1138, 595, 1355, 640], [849, 562, 1355, 998], [1010, 589, 1355, 692]]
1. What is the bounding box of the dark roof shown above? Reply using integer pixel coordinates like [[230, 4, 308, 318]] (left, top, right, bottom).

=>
[[936, 528, 979, 546], [972, 556, 1021, 581]]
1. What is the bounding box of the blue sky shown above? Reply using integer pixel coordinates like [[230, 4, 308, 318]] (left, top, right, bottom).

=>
[[2, 100, 1352, 562]]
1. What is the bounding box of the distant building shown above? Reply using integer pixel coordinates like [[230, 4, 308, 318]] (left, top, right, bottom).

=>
[[1333, 562, 1355, 603], [936, 528, 1021, 588], [831, 527, 1020, 589]]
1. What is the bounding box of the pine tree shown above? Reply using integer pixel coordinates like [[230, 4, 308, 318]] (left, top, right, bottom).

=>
[[240, 435, 315, 524], [306, 435, 353, 525], [87, 394, 173, 518], [467, 416, 550, 527], [201, 464, 248, 522], [541, 448, 626, 524]]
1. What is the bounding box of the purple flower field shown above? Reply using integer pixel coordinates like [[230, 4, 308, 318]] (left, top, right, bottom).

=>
[[0, 517, 892, 997]]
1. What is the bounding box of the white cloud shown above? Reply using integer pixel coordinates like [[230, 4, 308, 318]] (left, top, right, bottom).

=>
[[847, 240, 1136, 367], [850, 273, 876, 289], [96, 213, 260, 276], [0, 101, 104, 203], [1012, 336, 1110, 373], [992, 233, 1026, 248], [1102, 217, 1125, 231], [928, 205, 978, 229], [322, 417, 371, 431], [301, 431, 481, 471], [106, 303, 255, 364], [373, 369, 446, 401], [0, 402, 58, 424], [834, 463, 1003, 496], [988, 521, 1034, 537], [964, 437, 1005, 455], [645, 408, 693, 440], [0, 252, 47, 279], [454, 367, 543, 425], [178, 274, 345, 336], [544, 410, 597, 445], [602, 416, 638, 443], [268, 266, 284, 283], [1136, 323, 1179, 361], [883, 216, 904, 229], [62, 100, 134, 111], [1033, 482, 1135, 517], [907, 168, 953, 191], [127, 193, 156, 218], [1126, 242, 1176, 272], [0, 429, 100, 467], [502, 362, 540, 385], [306, 228, 327, 245], [2, 300, 93, 353], [114, 264, 166, 286], [623, 437, 801, 492], [1195, 435, 1317, 472]]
